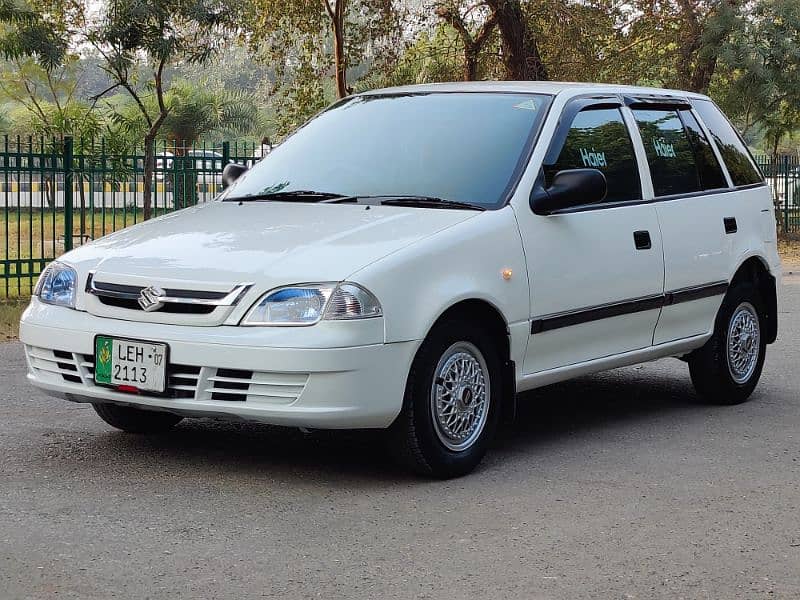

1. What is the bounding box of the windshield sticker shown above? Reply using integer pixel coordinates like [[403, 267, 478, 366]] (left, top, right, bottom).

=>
[[580, 147, 607, 168], [653, 138, 676, 158], [513, 99, 539, 111]]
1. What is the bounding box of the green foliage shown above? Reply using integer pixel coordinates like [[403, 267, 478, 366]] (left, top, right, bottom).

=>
[[109, 79, 259, 143], [0, 0, 74, 70], [0, 56, 102, 143], [716, 0, 800, 153]]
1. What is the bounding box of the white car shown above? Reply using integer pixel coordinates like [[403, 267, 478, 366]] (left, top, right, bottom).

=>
[[21, 82, 780, 477]]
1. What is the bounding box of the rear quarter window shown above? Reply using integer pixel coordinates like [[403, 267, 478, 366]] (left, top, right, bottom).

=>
[[692, 99, 763, 187]]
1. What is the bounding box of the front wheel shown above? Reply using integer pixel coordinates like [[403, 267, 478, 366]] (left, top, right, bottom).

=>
[[92, 403, 183, 433], [388, 319, 502, 478], [688, 281, 767, 405]]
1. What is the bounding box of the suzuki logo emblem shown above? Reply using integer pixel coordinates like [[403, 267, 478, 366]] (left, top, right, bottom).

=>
[[138, 286, 167, 312]]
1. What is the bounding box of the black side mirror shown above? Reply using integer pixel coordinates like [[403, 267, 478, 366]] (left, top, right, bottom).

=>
[[222, 163, 248, 189], [530, 168, 607, 215]]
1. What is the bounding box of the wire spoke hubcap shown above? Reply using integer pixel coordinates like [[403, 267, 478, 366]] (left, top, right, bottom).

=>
[[727, 302, 760, 384], [430, 342, 490, 452]]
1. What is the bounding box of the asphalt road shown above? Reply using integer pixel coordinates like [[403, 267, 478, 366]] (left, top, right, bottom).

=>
[[2, 277, 799, 600]]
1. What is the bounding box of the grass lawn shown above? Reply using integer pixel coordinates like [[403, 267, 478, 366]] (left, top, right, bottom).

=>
[[1, 300, 25, 341]]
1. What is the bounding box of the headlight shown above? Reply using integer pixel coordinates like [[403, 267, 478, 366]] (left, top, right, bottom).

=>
[[242, 282, 382, 326], [35, 261, 78, 308]]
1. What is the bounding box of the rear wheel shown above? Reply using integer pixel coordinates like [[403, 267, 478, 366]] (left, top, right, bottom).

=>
[[688, 281, 766, 405], [388, 319, 502, 478], [92, 403, 183, 433]]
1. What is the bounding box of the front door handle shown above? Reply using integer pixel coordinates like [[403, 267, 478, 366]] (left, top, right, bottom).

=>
[[633, 230, 652, 250]]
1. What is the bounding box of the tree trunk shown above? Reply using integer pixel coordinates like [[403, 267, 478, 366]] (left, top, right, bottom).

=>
[[464, 47, 478, 81], [142, 110, 167, 220], [332, 0, 348, 98], [487, 0, 548, 81], [142, 135, 155, 221], [435, 6, 496, 82]]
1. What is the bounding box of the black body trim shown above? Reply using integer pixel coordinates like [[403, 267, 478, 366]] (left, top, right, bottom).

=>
[[664, 282, 729, 305], [530, 281, 729, 334]]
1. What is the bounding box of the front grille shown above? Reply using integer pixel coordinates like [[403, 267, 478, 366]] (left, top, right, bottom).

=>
[[84, 274, 251, 315], [96, 295, 216, 314], [26, 346, 308, 406]]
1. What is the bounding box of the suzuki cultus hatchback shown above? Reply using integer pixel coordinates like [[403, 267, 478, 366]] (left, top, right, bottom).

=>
[[21, 82, 780, 477]]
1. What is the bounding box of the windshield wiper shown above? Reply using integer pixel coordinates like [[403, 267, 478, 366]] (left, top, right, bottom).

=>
[[228, 191, 485, 210], [226, 190, 349, 202], [372, 195, 485, 211]]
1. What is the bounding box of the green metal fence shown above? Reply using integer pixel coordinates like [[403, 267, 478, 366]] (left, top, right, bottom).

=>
[[1, 136, 255, 298], [753, 154, 800, 235], [1, 137, 798, 299]]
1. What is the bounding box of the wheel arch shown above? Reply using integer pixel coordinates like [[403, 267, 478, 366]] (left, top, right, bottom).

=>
[[422, 298, 517, 423], [730, 255, 778, 344]]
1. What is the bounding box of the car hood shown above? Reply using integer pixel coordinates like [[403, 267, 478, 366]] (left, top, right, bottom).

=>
[[64, 200, 479, 290]]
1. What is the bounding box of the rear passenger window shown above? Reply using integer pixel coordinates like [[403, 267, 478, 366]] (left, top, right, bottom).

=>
[[633, 109, 701, 197], [680, 110, 728, 190], [692, 99, 763, 187], [545, 108, 640, 203]]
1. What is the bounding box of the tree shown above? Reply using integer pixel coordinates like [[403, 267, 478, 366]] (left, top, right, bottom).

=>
[[486, 0, 548, 80], [0, 0, 72, 71], [85, 0, 242, 219], [612, 0, 745, 93], [434, 2, 497, 80], [245, 0, 401, 137], [431, 0, 547, 81], [715, 0, 800, 155], [0, 55, 103, 212]]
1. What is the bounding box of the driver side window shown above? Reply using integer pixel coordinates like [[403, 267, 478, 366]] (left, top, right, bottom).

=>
[[544, 108, 641, 204]]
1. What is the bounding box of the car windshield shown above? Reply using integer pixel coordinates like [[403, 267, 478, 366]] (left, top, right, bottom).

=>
[[224, 92, 552, 209]]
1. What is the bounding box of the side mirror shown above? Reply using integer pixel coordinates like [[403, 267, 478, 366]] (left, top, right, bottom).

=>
[[530, 168, 607, 215], [222, 163, 248, 189]]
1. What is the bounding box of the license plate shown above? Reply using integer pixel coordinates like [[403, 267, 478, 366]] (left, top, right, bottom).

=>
[[94, 336, 168, 394]]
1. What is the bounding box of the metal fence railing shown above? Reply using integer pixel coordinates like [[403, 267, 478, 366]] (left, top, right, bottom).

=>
[[753, 155, 800, 236], [1, 136, 256, 298], [1, 138, 797, 299]]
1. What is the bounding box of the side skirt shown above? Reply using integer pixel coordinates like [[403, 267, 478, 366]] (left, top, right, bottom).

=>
[[515, 332, 711, 393]]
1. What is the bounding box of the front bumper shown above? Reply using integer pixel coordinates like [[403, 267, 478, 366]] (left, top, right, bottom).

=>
[[20, 301, 418, 429]]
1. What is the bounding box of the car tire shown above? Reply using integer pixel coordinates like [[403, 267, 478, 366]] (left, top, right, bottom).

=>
[[92, 403, 183, 433], [688, 281, 767, 405], [388, 319, 502, 478]]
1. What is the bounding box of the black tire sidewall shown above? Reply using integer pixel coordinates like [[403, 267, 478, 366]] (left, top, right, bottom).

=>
[[690, 281, 767, 403], [403, 320, 503, 477]]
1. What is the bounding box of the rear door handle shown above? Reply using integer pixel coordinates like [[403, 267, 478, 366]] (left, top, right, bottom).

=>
[[724, 217, 737, 234], [633, 230, 652, 250]]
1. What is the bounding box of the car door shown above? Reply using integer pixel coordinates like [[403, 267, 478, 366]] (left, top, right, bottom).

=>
[[628, 101, 736, 344], [516, 98, 665, 374]]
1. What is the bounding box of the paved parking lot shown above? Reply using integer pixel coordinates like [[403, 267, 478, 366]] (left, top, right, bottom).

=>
[[2, 276, 799, 599]]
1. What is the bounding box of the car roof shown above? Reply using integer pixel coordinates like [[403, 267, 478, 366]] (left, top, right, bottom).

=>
[[359, 81, 711, 101]]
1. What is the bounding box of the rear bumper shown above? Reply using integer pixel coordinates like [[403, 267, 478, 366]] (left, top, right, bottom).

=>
[[20, 303, 418, 429]]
